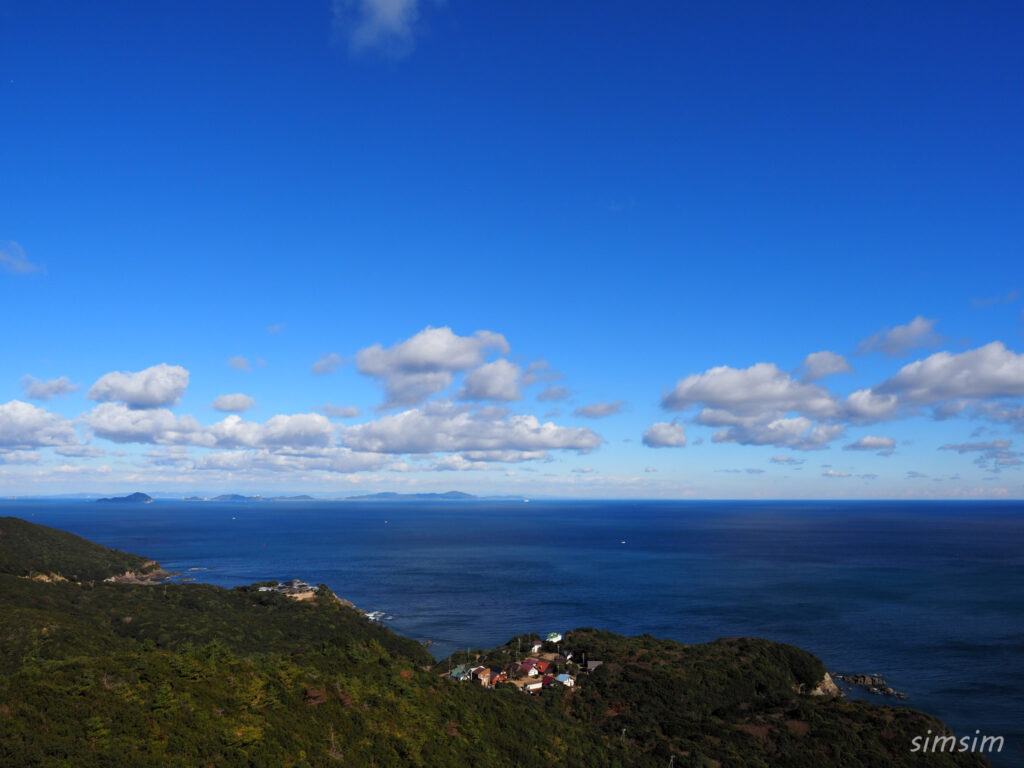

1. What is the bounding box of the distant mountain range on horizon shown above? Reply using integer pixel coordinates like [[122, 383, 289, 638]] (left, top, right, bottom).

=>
[[61, 490, 530, 503]]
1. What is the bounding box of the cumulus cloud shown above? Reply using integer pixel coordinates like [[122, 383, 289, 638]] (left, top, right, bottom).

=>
[[311, 353, 344, 375], [338, 401, 600, 455], [0, 241, 40, 274], [938, 439, 1020, 473], [574, 401, 625, 419], [206, 413, 334, 450], [54, 444, 106, 458], [458, 359, 522, 402], [875, 342, 1024, 403], [800, 351, 852, 381], [842, 388, 901, 422], [429, 454, 494, 472], [645, 466, 657, 472], [822, 469, 851, 478], [537, 385, 571, 402], [317, 404, 360, 419], [0, 401, 79, 449], [938, 440, 1011, 455], [84, 403, 337, 453], [356, 327, 509, 407], [20, 375, 77, 401], [642, 421, 687, 448], [193, 447, 387, 474], [228, 356, 252, 371], [83, 403, 206, 446], [522, 361, 564, 386], [212, 394, 255, 413], [844, 435, 896, 455], [663, 362, 840, 421], [712, 419, 845, 451], [856, 316, 943, 357], [333, 0, 428, 54], [88, 363, 189, 409], [770, 455, 803, 465]]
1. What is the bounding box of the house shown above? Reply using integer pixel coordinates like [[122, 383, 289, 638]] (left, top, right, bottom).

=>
[[450, 663, 473, 682], [472, 666, 490, 685], [541, 675, 555, 688], [520, 661, 539, 677], [555, 674, 575, 687], [534, 660, 551, 675], [530, 641, 543, 654], [490, 667, 506, 685], [523, 680, 543, 693], [545, 632, 563, 644]]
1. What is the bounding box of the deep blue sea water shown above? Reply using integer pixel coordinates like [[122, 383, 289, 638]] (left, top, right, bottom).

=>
[[4, 499, 1022, 766]]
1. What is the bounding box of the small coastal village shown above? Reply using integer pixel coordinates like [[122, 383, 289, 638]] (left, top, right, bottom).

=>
[[443, 632, 595, 694], [260, 579, 590, 694]]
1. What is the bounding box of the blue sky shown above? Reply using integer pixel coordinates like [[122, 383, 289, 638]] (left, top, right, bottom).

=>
[[1, 0, 1022, 498]]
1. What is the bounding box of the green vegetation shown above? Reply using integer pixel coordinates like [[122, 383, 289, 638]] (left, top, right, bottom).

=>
[[0, 516, 150, 582], [0, 517, 988, 767]]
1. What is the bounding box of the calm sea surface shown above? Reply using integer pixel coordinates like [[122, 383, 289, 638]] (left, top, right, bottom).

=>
[[4, 499, 1023, 766]]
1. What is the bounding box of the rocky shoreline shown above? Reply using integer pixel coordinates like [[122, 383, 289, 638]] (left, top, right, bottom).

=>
[[832, 672, 908, 700]]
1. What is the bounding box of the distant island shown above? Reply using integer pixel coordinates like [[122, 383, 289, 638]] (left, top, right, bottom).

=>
[[183, 494, 316, 502], [345, 491, 527, 501], [95, 492, 154, 504], [178, 491, 527, 502]]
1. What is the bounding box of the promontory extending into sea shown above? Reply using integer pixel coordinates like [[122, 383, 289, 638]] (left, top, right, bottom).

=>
[[0, 515, 993, 767]]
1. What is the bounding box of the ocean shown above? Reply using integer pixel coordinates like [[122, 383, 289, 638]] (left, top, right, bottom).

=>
[[4, 499, 1022, 766]]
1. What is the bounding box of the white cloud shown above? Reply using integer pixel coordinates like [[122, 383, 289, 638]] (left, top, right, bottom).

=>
[[822, 469, 851, 478], [938, 440, 1011, 454], [20, 375, 77, 401], [711, 419, 845, 451], [642, 421, 687, 448], [88, 363, 189, 409], [54, 444, 106, 458], [770, 455, 803, 465], [875, 342, 1024, 403], [537, 385, 571, 402], [0, 401, 79, 449], [84, 404, 336, 453], [212, 393, 255, 413], [0, 450, 40, 465], [644, 466, 657, 472], [522, 361, 563, 386], [339, 401, 600, 455], [801, 351, 852, 381], [311, 353, 345, 375], [842, 388, 901, 422], [356, 327, 509, 407], [662, 362, 840, 420], [228, 356, 252, 371], [856, 316, 943, 357], [938, 440, 1020, 473], [334, 0, 425, 54], [844, 435, 896, 455], [206, 413, 334, 450], [429, 455, 494, 472], [317, 404, 361, 419], [458, 359, 522, 402], [574, 401, 625, 419], [193, 447, 387, 474], [0, 241, 40, 274], [83, 403, 206, 446]]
